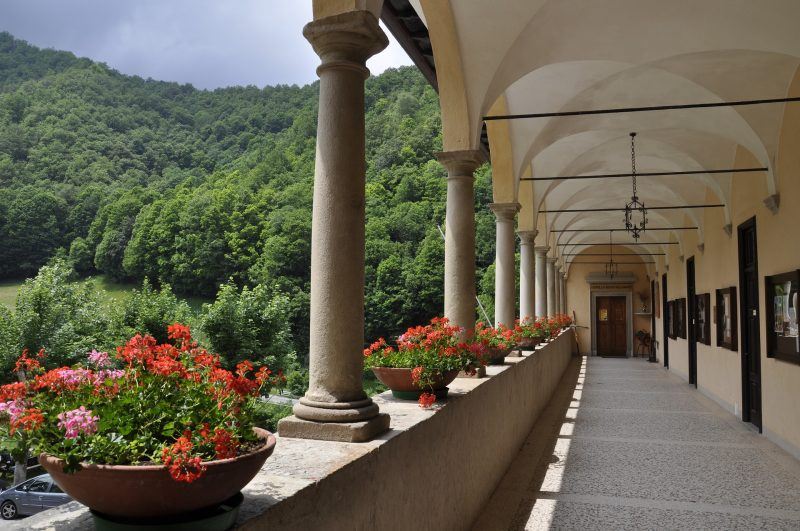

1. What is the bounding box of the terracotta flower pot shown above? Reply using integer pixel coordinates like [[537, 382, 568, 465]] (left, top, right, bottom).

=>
[[517, 337, 540, 349], [487, 346, 512, 365], [372, 367, 459, 400], [39, 427, 276, 519]]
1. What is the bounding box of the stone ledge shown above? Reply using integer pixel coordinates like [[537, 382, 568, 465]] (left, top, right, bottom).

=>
[[14, 330, 576, 531]]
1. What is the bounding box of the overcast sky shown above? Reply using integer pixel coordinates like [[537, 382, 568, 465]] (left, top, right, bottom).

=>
[[0, 0, 413, 89]]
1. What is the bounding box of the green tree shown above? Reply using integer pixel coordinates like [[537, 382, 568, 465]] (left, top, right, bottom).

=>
[[113, 278, 193, 344], [5, 260, 111, 378], [201, 282, 297, 371]]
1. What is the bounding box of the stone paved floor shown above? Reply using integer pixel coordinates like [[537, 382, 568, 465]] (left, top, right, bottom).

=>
[[473, 356, 800, 530]]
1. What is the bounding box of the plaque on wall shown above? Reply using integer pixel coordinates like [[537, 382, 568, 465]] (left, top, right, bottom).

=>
[[696, 293, 711, 345], [716, 287, 738, 351], [765, 270, 800, 365]]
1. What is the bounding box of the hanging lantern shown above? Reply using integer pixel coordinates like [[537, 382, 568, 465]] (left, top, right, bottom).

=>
[[624, 132, 647, 240]]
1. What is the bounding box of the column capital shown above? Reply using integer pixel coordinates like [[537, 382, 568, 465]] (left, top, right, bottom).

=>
[[534, 245, 550, 256], [435, 150, 486, 177], [517, 230, 538, 244], [546, 256, 558, 264], [489, 202, 520, 221], [304, 11, 388, 72]]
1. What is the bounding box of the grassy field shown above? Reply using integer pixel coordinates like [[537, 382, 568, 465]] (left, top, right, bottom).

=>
[[0, 276, 210, 312], [0, 280, 21, 309]]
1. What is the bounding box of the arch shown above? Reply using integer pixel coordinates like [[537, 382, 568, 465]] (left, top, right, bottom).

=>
[[512, 59, 780, 199], [480, 0, 800, 141], [418, 0, 475, 150], [486, 95, 517, 202]]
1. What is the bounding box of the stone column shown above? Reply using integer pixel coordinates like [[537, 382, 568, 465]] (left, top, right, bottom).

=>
[[279, 11, 390, 442], [490, 203, 520, 328], [534, 246, 549, 318], [560, 270, 567, 314], [518, 231, 537, 321], [547, 257, 557, 316], [436, 150, 485, 334], [554, 264, 562, 314]]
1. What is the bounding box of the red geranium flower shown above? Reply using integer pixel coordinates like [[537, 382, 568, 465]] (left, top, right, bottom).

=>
[[116, 334, 158, 367], [10, 408, 44, 435], [418, 392, 436, 408], [0, 382, 26, 402], [161, 433, 206, 483]]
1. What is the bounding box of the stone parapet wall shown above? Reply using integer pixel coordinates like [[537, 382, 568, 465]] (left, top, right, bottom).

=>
[[14, 330, 576, 531]]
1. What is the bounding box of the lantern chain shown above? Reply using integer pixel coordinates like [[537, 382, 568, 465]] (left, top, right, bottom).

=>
[[630, 132, 637, 200]]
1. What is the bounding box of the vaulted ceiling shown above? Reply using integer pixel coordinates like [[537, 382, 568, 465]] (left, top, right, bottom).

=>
[[401, 0, 800, 273]]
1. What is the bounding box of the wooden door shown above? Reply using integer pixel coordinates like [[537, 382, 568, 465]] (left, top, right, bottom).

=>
[[687, 257, 697, 386], [597, 296, 627, 356], [738, 217, 762, 430], [662, 274, 669, 367]]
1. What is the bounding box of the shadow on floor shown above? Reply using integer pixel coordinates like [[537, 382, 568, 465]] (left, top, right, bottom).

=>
[[471, 355, 583, 531]]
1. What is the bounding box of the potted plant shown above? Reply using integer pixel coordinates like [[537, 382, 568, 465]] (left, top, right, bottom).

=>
[[364, 317, 486, 407], [514, 318, 545, 349], [475, 322, 517, 365], [545, 316, 562, 339], [0, 324, 283, 525]]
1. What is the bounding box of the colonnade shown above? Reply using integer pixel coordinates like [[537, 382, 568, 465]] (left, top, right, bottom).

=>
[[279, 8, 568, 443]]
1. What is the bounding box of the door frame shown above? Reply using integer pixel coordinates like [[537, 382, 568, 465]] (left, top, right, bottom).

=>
[[650, 279, 656, 361], [662, 273, 669, 367], [738, 216, 762, 430], [687, 256, 698, 387], [590, 290, 633, 357]]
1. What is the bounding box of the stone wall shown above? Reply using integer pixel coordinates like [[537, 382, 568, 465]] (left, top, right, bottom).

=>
[[14, 330, 576, 531], [243, 330, 575, 530]]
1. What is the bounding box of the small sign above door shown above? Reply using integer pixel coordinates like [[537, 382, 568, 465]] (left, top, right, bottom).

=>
[[592, 283, 634, 291]]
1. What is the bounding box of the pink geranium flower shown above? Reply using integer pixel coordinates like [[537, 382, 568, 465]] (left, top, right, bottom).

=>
[[57, 406, 99, 439], [0, 400, 25, 422], [88, 350, 111, 368]]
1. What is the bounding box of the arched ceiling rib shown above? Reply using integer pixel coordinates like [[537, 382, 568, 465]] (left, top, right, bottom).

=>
[[478, 0, 800, 141], [553, 213, 687, 260], [412, 0, 800, 249], [529, 133, 735, 226]]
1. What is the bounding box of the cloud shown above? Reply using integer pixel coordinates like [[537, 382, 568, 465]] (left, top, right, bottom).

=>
[[0, 0, 413, 89]]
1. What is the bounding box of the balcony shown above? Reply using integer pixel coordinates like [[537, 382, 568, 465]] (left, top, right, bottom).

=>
[[13, 332, 576, 529]]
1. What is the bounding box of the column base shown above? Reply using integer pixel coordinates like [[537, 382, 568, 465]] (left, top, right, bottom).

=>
[[278, 413, 390, 443], [293, 396, 380, 422]]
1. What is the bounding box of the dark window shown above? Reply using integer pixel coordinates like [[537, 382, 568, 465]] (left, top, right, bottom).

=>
[[49, 483, 64, 494], [28, 480, 49, 493]]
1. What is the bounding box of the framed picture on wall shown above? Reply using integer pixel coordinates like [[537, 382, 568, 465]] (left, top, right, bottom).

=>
[[716, 287, 738, 351], [765, 270, 800, 366], [696, 293, 711, 345], [677, 298, 687, 339]]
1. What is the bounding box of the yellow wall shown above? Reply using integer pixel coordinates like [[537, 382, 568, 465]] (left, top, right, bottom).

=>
[[652, 66, 800, 458], [566, 248, 652, 356], [692, 187, 742, 411]]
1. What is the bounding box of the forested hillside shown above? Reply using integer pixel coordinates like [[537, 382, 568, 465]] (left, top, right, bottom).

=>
[[0, 32, 496, 365]]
